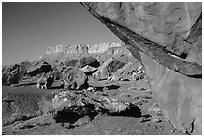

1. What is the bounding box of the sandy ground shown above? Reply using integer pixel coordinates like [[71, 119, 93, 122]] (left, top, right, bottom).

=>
[[2, 78, 185, 135]]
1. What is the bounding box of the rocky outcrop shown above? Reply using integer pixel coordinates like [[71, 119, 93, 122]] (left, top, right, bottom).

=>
[[91, 46, 142, 82], [2, 61, 32, 86], [52, 90, 141, 123], [26, 61, 54, 89], [81, 2, 202, 134]]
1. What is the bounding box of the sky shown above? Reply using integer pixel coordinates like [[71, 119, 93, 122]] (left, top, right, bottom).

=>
[[2, 2, 121, 65]]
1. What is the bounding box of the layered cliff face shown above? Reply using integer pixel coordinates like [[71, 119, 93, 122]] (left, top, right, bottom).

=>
[[81, 2, 202, 134]]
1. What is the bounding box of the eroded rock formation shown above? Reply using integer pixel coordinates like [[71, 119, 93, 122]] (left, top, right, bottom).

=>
[[81, 2, 202, 134], [2, 61, 32, 86], [52, 90, 141, 124]]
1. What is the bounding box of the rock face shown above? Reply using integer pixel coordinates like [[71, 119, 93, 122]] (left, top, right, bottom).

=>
[[140, 52, 202, 134], [81, 2, 202, 134], [83, 2, 202, 66]]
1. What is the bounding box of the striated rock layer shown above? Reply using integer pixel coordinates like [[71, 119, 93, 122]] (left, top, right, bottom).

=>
[[81, 2, 202, 134]]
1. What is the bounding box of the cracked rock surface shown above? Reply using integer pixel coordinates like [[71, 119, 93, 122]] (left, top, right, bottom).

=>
[[81, 2, 202, 134]]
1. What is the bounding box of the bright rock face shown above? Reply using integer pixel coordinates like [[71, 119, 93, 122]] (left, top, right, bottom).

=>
[[81, 2, 202, 134], [85, 2, 201, 65], [140, 52, 202, 134]]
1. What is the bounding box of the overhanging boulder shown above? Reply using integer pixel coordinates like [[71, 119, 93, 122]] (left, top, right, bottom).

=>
[[81, 2, 202, 134]]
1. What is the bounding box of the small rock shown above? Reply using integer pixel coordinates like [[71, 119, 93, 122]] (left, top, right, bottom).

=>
[[160, 125, 164, 129], [118, 128, 122, 132], [146, 124, 150, 127], [170, 129, 176, 133], [151, 116, 162, 123], [73, 116, 91, 127], [64, 123, 71, 129], [139, 117, 151, 123], [87, 87, 95, 92], [80, 65, 97, 73]]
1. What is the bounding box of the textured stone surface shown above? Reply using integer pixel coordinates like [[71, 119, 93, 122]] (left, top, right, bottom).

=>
[[27, 61, 52, 77], [52, 90, 140, 115], [2, 61, 32, 85], [91, 45, 142, 82], [63, 67, 88, 90], [83, 2, 202, 65], [140, 52, 202, 134], [79, 56, 100, 68], [81, 2, 202, 134], [88, 42, 123, 54], [81, 2, 201, 76]]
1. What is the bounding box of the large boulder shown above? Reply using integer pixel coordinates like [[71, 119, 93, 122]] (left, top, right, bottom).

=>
[[63, 67, 88, 90], [81, 2, 202, 134], [64, 59, 79, 68], [78, 56, 100, 68], [106, 59, 125, 74], [7, 65, 23, 85], [2, 61, 32, 85], [52, 90, 140, 122], [2, 67, 10, 85], [27, 61, 52, 77]]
